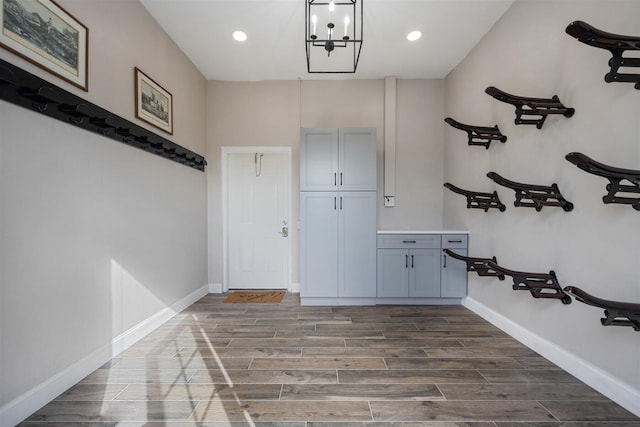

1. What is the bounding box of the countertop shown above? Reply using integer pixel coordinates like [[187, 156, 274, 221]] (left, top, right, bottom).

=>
[[377, 230, 469, 235]]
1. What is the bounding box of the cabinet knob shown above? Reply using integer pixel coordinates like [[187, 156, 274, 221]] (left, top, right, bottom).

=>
[[403, 240, 416, 244]]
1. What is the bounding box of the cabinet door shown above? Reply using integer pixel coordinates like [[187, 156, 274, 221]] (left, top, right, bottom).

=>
[[441, 248, 468, 297], [300, 128, 339, 191], [338, 192, 377, 297], [339, 128, 377, 191], [409, 249, 441, 297], [377, 249, 409, 297], [300, 192, 338, 297]]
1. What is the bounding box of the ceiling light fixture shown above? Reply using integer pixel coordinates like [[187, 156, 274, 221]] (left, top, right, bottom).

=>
[[407, 30, 422, 41], [232, 31, 247, 42], [305, 0, 363, 73]]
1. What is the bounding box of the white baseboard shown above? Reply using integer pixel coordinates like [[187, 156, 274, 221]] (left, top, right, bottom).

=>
[[463, 297, 640, 418], [208, 283, 223, 293], [0, 284, 208, 427]]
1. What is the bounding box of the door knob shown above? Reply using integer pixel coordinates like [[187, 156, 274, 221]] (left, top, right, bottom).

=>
[[278, 226, 289, 237]]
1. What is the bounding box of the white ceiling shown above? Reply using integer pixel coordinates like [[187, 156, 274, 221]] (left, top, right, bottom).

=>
[[140, 0, 514, 81]]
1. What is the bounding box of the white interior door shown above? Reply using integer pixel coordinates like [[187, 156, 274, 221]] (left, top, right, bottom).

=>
[[227, 151, 290, 289]]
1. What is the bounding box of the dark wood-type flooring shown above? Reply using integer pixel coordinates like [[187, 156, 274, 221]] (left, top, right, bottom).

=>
[[21, 292, 639, 426]]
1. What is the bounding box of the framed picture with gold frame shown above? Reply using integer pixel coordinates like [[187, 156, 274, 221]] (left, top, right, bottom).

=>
[[0, 0, 88, 91], [134, 67, 173, 135]]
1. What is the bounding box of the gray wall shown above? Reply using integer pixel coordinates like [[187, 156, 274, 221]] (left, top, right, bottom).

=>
[[444, 0, 639, 411], [0, 0, 207, 416], [206, 79, 444, 287]]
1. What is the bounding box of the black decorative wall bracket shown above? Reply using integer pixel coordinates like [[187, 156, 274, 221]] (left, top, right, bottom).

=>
[[444, 182, 506, 212], [444, 117, 507, 149], [0, 58, 206, 171], [443, 249, 505, 280], [487, 172, 574, 212], [566, 20, 640, 90], [564, 286, 640, 331], [485, 86, 575, 129], [486, 261, 572, 304], [565, 152, 640, 211]]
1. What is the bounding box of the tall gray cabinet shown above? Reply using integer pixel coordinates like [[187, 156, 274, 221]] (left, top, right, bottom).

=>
[[300, 128, 377, 305]]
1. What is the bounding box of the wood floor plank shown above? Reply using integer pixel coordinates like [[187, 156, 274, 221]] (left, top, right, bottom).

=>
[[191, 400, 372, 422], [369, 401, 556, 422], [114, 383, 282, 401], [250, 357, 386, 370], [25, 401, 196, 422], [338, 369, 486, 384], [281, 383, 444, 401], [385, 357, 524, 370], [540, 401, 640, 422], [188, 369, 338, 384], [303, 347, 427, 358], [438, 383, 606, 401], [479, 370, 580, 384], [345, 338, 462, 348]]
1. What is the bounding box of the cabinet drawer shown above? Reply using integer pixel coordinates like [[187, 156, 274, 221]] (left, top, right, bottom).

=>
[[377, 234, 441, 249], [441, 234, 468, 249]]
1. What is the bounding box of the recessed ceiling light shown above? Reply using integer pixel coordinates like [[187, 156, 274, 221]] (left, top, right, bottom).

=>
[[407, 31, 422, 41], [233, 31, 247, 42]]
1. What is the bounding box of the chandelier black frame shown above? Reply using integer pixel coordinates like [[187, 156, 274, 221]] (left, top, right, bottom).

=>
[[305, 0, 363, 73]]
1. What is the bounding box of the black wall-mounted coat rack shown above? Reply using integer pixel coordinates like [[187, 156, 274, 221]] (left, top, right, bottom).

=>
[[566, 20, 640, 90], [486, 261, 572, 305], [485, 86, 575, 129], [0, 58, 206, 171], [565, 152, 640, 211], [444, 117, 507, 149], [443, 249, 505, 280], [564, 286, 640, 331], [487, 172, 574, 211], [444, 182, 506, 212]]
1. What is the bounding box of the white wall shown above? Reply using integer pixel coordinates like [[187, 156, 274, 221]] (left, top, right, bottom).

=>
[[444, 0, 640, 415], [206, 79, 444, 287], [0, 0, 208, 424]]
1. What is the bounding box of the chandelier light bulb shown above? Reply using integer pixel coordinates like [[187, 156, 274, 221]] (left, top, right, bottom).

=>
[[328, 1, 335, 23], [311, 14, 317, 36], [344, 16, 350, 38]]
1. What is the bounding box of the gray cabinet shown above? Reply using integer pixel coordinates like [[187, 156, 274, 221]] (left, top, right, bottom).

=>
[[300, 128, 376, 192], [441, 235, 469, 298], [300, 128, 377, 305], [377, 233, 468, 304]]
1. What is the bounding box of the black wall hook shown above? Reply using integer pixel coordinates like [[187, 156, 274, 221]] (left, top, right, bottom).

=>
[[487, 171, 574, 211], [485, 86, 574, 129], [444, 182, 506, 211], [443, 249, 505, 280], [565, 152, 640, 211], [487, 261, 572, 304], [444, 117, 507, 149], [566, 20, 640, 90], [564, 286, 640, 331]]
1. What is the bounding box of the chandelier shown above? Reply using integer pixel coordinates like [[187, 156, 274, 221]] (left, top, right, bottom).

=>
[[305, 0, 363, 73]]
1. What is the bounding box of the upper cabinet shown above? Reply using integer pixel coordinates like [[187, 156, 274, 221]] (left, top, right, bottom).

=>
[[300, 128, 377, 192]]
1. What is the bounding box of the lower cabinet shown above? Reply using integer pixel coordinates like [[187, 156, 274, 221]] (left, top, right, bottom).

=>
[[377, 233, 468, 303]]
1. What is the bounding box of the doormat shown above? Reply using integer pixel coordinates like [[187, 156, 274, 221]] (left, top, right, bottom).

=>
[[224, 291, 286, 303]]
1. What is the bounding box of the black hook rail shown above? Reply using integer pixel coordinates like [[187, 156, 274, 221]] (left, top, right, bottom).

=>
[[564, 286, 640, 331], [487, 172, 574, 212], [566, 20, 640, 90], [444, 182, 506, 212], [486, 261, 572, 304], [0, 58, 206, 171], [443, 249, 505, 280], [485, 86, 575, 129], [444, 117, 507, 149], [565, 152, 640, 211]]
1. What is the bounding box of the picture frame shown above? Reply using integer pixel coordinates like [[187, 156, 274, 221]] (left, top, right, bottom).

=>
[[0, 0, 88, 91], [134, 67, 173, 135]]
